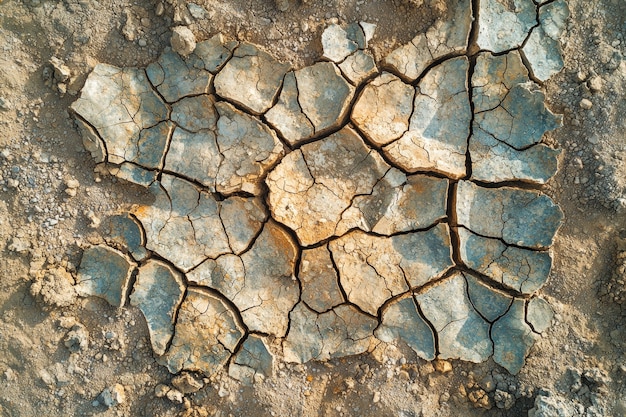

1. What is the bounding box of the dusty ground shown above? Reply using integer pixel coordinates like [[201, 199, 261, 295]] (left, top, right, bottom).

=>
[[0, 0, 625, 416]]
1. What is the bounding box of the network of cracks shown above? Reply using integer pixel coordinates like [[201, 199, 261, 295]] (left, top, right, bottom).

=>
[[70, 0, 568, 382]]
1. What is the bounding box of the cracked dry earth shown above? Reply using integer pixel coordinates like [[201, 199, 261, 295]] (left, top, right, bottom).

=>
[[69, 0, 567, 386]]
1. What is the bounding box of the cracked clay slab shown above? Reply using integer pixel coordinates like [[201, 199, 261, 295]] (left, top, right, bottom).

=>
[[71, 3, 567, 378]]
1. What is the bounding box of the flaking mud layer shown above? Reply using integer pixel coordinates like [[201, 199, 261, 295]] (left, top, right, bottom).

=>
[[70, 0, 567, 379]]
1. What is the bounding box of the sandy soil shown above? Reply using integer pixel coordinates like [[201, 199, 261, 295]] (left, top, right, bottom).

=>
[[0, 0, 625, 416]]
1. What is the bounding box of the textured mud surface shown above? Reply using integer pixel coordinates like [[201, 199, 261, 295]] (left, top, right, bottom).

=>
[[71, 1, 565, 379], [1, 0, 626, 416]]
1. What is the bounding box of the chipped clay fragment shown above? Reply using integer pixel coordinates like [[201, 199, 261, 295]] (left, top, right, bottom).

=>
[[70, 14, 566, 378], [162, 288, 245, 376], [76, 245, 135, 308], [130, 259, 186, 356], [383, 57, 471, 179], [214, 43, 290, 114], [229, 335, 274, 385]]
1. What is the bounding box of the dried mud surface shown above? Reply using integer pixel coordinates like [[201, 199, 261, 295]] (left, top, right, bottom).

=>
[[0, 0, 625, 416]]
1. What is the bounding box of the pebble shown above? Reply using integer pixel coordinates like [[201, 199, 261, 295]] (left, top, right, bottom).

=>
[[580, 98, 593, 109], [138, 39, 147, 47]]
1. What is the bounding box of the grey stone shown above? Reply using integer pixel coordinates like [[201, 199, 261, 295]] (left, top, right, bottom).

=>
[[329, 224, 453, 315], [321, 24, 358, 63], [351, 72, 414, 147], [416, 272, 492, 362], [170, 26, 196, 56], [477, 0, 537, 53], [101, 214, 148, 261], [299, 245, 345, 313], [130, 259, 185, 356], [473, 83, 562, 150], [458, 227, 553, 294], [283, 303, 377, 363], [194, 34, 238, 74], [162, 288, 245, 376], [522, 0, 569, 81], [526, 297, 554, 333], [187, 221, 299, 337], [100, 384, 125, 408], [464, 273, 513, 322], [146, 49, 211, 102], [382, 0, 471, 81], [384, 57, 471, 179], [134, 174, 231, 272], [71, 64, 169, 164], [215, 101, 284, 195], [76, 245, 135, 307], [214, 43, 290, 114], [528, 394, 576, 417], [338, 50, 378, 86], [492, 299, 538, 374], [456, 181, 564, 249], [375, 296, 436, 360], [229, 335, 274, 385], [469, 126, 560, 184]]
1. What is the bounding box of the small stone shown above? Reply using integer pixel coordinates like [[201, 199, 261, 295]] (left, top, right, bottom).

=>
[[580, 98, 593, 109], [433, 359, 453, 373], [49, 57, 71, 83], [170, 26, 197, 56], [0, 97, 12, 111], [100, 384, 125, 408], [64, 324, 89, 352], [588, 76, 603, 93], [154, 384, 170, 398], [528, 394, 575, 417], [166, 388, 184, 404], [171, 372, 204, 394], [187, 3, 207, 19]]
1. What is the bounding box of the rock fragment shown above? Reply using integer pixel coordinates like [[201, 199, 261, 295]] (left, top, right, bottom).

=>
[[76, 245, 135, 307], [376, 296, 436, 360], [522, 0, 569, 81], [214, 43, 290, 114], [383, 0, 471, 81], [71, 64, 169, 164], [171, 372, 204, 394], [130, 260, 186, 356], [458, 227, 553, 294], [416, 273, 492, 362], [283, 303, 377, 363], [170, 26, 196, 56], [162, 288, 244, 376], [383, 57, 471, 179], [329, 224, 453, 315], [492, 299, 538, 374], [456, 181, 563, 249], [100, 384, 126, 408], [351, 72, 414, 147], [229, 335, 274, 385], [64, 324, 89, 352], [477, 0, 537, 53]]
